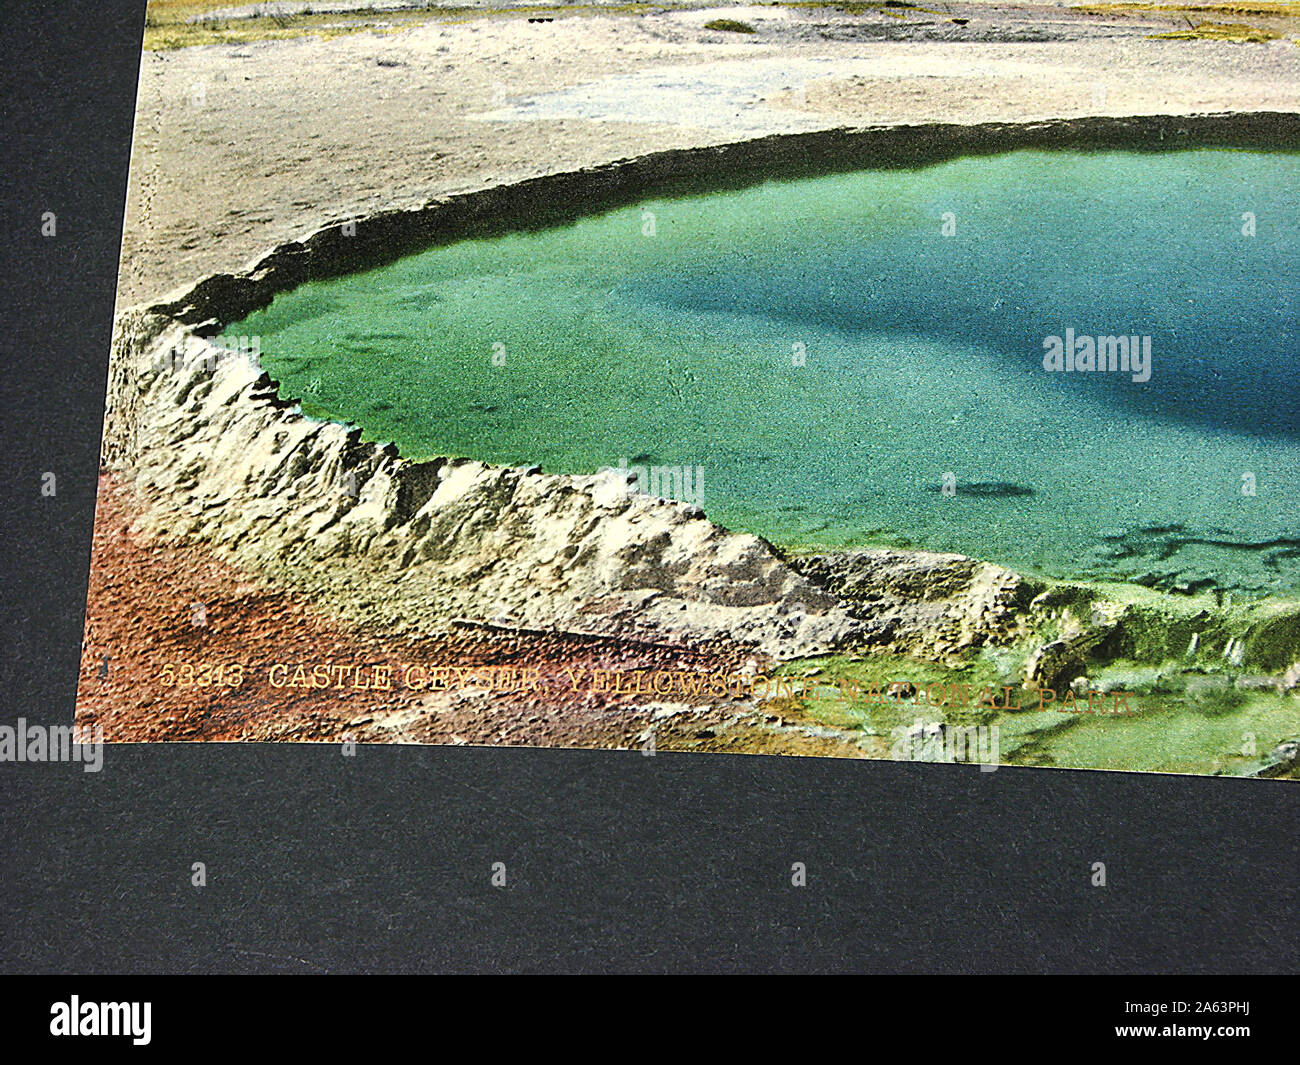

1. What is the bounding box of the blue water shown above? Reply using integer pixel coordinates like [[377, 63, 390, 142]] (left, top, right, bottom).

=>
[[232, 148, 1300, 594]]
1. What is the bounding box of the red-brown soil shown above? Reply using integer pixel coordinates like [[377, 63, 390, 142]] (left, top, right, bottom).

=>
[[76, 473, 802, 751]]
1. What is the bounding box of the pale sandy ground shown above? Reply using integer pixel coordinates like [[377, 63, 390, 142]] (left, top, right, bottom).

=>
[[118, 1, 1300, 307]]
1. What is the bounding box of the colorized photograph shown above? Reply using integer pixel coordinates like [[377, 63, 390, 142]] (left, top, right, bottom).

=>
[[76, 0, 1300, 776]]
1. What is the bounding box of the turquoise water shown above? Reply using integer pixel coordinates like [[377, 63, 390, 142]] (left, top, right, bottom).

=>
[[232, 149, 1300, 594]]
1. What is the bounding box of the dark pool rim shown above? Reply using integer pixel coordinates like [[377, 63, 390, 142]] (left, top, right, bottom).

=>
[[145, 112, 1300, 336]]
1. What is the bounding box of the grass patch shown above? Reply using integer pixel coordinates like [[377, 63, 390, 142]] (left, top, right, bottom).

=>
[[1150, 18, 1282, 38], [1074, 1, 1300, 41], [142, 0, 403, 50], [1077, 1, 1300, 15], [703, 18, 758, 32], [142, 0, 659, 51], [769, 652, 1009, 734], [771, 651, 1300, 774]]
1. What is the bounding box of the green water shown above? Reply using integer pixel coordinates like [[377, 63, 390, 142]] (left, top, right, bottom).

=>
[[233, 148, 1300, 595]]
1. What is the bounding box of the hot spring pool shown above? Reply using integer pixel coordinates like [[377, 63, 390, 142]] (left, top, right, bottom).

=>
[[231, 148, 1300, 595]]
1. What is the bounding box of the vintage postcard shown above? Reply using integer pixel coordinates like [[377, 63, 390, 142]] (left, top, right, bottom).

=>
[[73, 0, 1300, 776]]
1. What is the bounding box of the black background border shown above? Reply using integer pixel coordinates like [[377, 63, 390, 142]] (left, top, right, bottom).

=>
[[0, 0, 1295, 975]]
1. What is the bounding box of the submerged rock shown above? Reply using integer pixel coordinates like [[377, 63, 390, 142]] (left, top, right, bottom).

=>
[[923, 481, 1034, 498]]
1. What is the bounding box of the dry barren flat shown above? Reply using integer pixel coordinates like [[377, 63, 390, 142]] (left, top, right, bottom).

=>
[[80, 473, 873, 754], [119, 1, 1300, 307]]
